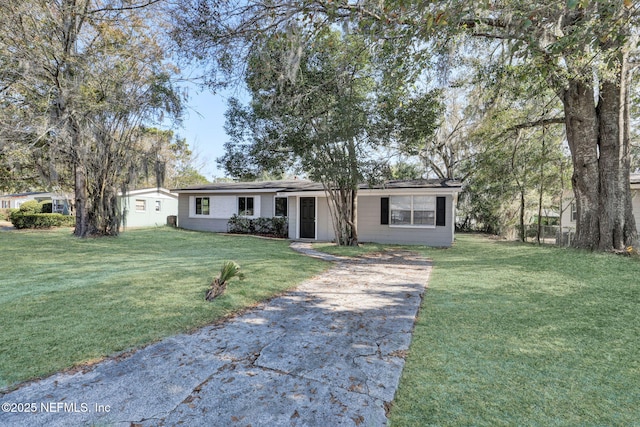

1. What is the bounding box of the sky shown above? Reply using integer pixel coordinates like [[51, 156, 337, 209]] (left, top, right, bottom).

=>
[[174, 86, 235, 181]]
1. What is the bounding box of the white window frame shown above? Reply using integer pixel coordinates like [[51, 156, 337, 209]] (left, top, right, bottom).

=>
[[389, 195, 436, 228], [135, 199, 146, 212], [238, 196, 254, 217], [193, 196, 211, 216], [155, 200, 161, 212], [236, 195, 260, 218], [52, 199, 65, 213]]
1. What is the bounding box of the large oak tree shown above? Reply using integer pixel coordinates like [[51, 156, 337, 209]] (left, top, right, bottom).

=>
[[0, 0, 183, 236]]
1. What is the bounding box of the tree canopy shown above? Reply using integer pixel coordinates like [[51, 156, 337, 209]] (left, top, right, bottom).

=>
[[220, 29, 403, 245], [174, 0, 639, 250], [0, 0, 185, 236]]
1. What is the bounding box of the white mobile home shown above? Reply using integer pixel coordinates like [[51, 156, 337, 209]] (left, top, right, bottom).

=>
[[121, 188, 178, 228]]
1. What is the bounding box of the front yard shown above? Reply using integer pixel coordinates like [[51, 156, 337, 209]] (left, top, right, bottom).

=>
[[389, 235, 639, 426], [0, 227, 327, 389], [1, 229, 637, 425]]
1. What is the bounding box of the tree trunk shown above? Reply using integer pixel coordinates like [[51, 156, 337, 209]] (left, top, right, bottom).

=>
[[74, 161, 89, 237], [536, 132, 546, 245], [562, 69, 637, 250], [346, 138, 359, 246], [519, 189, 525, 242], [348, 187, 358, 246], [598, 80, 626, 250], [562, 80, 601, 250]]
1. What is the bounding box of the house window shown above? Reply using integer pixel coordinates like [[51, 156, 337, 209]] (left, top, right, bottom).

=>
[[570, 202, 577, 222], [390, 195, 436, 227], [238, 197, 254, 216], [1, 200, 9, 209], [195, 197, 210, 215], [52, 199, 65, 213], [135, 199, 146, 212], [155, 200, 161, 212], [275, 197, 288, 217]]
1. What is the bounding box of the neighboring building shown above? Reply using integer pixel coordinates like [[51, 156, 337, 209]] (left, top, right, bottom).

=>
[[0, 191, 72, 213], [173, 179, 462, 247], [560, 173, 640, 233], [120, 188, 178, 228]]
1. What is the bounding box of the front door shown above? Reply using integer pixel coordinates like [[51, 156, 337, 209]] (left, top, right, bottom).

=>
[[300, 197, 316, 239]]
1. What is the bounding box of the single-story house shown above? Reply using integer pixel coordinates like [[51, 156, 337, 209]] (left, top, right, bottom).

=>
[[560, 173, 640, 233], [172, 179, 462, 247], [0, 191, 72, 213], [120, 187, 178, 228]]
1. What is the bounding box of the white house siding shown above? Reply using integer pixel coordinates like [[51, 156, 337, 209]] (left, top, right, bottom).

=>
[[316, 196, 335, 241], [177, 192, 286, 233], [0, 194, 39, 209], [357, 194, 456, 247], [260, 194, 274, 218], [0, 192, 72, 211], [122, 190, 178, 228], [287, 196, 297, 239]]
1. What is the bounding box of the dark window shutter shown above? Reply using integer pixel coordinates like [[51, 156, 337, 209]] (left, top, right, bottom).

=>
[[436, 197, 446, 226], [381, 197, 389, 225]]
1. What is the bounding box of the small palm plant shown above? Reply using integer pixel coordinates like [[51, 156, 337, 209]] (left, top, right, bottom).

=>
[[205, 261, 245, 301]]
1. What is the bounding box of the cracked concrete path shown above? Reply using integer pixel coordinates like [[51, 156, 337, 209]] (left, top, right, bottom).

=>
[[0, 243, 431, 427]]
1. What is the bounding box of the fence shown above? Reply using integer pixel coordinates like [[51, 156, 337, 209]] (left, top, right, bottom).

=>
[[514, 225, 576, 246]]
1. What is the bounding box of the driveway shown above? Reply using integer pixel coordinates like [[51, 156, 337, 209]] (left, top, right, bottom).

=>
[[0, 243, 431, 427]]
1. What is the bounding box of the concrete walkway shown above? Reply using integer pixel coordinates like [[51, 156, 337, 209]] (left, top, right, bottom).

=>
[[0, 243, 431, 427]]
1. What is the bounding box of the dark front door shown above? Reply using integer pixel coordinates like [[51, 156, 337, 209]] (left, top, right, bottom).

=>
[[300, 197, 316, 239]]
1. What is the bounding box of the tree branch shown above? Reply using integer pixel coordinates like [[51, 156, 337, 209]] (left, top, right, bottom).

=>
[[89, 0, 164, 14], [507, 117, 565, 132]]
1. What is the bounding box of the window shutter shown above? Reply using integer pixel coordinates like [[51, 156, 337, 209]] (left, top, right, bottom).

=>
[[381, 197, 389, 225], [436, 196, 446, 226]]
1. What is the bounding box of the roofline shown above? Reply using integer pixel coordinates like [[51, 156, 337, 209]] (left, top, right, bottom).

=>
[[120, 187, 176, 197], [0, 191, 51, 198], [172, 188, 289, 194], [172, 179, 462, 194], [279, 187, 462, 197]]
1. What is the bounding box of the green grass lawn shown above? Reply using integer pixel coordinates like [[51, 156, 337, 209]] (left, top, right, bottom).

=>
[[384, 234, 639, 426], [0, 227, 327, 390]]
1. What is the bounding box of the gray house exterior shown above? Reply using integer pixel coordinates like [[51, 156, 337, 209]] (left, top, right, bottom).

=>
[[173, 179, 462, 247]]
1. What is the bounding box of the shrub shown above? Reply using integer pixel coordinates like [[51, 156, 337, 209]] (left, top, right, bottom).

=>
[[0, 209, 14, 221], [227, 215, 288, 238], [18, 200, 42, 214], [253, 217, 272, 235], [10, 212, 75, 229], [271, 217, 288, 237], [228, 214, 255, 234]]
